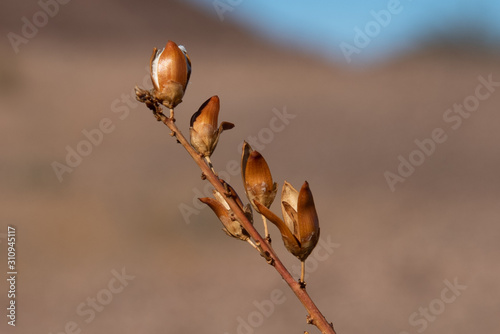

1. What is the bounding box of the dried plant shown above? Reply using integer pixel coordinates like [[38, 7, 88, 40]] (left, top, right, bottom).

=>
[[135, 40, 337, 334]]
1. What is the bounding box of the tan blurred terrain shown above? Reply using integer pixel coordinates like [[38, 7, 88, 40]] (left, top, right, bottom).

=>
[[1, 1, 499, 333]]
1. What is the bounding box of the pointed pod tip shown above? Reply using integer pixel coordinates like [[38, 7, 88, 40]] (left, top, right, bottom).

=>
[[220, 121, 235, 131], [190, 96, 220, 127], [249, 150, 261, 158], [200, 95, 220, 110], [165, 40, 178, 49], [300, 181, 314, 199], [242, 141, 253, 152], [301, 181, 311, 191]]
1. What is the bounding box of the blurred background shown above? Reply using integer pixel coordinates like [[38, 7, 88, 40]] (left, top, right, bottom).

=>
[[1, 0, 499, 333]]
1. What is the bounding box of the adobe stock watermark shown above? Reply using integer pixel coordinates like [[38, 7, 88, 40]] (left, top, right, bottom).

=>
[[47, 267, 135, 334], [178, 106, 296, 224], [339, 0, 410, 63], [223, 235, 340, 334], [7, 0, 73, 54], [213, 0, 243, 22], [398, 277, 467, 334], [51, 67, 151, 182], [384, 73, 499, 192]]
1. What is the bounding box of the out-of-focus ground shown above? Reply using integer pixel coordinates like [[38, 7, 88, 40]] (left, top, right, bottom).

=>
[[1, 1, 499, 333]]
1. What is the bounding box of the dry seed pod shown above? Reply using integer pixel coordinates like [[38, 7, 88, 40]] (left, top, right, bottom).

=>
[[190, 96, 234, 157], [150, 40, 191, 109], [255, 181, 320, 262], [241, 142, 277, 213], [199, 181, 253, 241]]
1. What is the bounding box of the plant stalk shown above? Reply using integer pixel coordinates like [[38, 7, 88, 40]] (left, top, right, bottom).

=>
[[156, 111, 336, 334]]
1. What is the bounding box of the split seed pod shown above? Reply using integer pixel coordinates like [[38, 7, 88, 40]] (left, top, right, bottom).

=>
[[241, 142, 277, 212], [190, 96, 234, 157], [199, 180, 253, 241], [150, 40, 191, 109], [255, 181, 320, 261]]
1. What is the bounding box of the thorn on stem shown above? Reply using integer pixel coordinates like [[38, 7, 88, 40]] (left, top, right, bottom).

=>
[[201, 173, 207, 180]]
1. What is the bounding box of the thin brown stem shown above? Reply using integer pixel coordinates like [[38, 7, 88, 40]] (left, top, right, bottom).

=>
[[246, 238, 259, 250], [153, 111, 336, 334], [204, 156, 216, 174], [301, 260, 306, 284], [261, 214, 269, 239]]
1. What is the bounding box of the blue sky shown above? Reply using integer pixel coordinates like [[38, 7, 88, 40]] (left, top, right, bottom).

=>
[[186, 0, 500, 64]]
